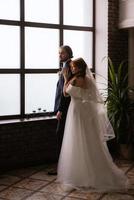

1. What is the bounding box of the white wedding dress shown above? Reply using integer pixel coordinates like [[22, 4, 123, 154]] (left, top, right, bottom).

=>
[[57, 81, 129, 192]]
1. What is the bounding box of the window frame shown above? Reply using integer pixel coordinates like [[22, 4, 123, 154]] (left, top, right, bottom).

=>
[[0, 0, 96, 120]]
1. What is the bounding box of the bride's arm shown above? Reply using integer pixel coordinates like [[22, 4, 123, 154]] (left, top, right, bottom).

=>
[[63, 78, 76, 96], [63, 75, 77, 96], [63, 82, 70, 97]]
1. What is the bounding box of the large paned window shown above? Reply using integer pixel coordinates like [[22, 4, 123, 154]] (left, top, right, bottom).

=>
[[0, 0, 95, 120]]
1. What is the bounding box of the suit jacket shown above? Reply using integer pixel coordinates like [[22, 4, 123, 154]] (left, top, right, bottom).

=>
[[54, 60, 72, 114]]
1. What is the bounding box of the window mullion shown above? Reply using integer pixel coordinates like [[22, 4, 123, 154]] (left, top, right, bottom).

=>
[[59, 0, 63, 46], [20, 0, 25, 118], [92, 0, 96, 73]]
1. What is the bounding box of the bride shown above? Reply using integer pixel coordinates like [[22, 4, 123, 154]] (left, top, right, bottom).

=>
[[57, 57, 129, 192]]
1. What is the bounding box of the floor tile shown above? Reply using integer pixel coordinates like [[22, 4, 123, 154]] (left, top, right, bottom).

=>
[[0, 187, 32, 200], [63, 197, 85, 200], [0, 175, 20, 186], [68, 190, 91, 199], [30, 171, 56, 182], [128, 180, 134, 190], [127, 167, 134, 189], [127, 167, 134, 179], [102, 193, 134, 200], [14, 178, 48, 191], [25, 191, 63, 200], [68, 190, 102, 200], [63, 197, 87, 200], [115, 160, 133, 166], [0, 185, 7, 192], [0, 160, 133, 200], [127, 189, 134, 196], [89, 192, 104, 200], [40, 182, 69, 196], [115, 160, 133, 173], [119, 166, 131, 173], [7, 167, 38, 178]]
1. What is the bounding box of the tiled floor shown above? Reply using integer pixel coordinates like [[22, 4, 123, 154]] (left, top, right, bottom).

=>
[[0, 160, 134, 200]]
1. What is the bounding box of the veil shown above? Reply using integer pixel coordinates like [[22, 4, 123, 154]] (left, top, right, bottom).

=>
[[85, 67, 115, 142]]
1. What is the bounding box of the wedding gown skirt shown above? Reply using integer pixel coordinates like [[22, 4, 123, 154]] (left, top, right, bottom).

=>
[[57, 84, 129, 192]]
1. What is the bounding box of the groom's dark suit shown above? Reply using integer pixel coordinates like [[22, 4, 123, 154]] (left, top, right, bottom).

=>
[[54, 60, 72, 159]]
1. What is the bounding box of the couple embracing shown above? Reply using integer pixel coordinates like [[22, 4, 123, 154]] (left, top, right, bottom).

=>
[[50, 45, 129, 193]]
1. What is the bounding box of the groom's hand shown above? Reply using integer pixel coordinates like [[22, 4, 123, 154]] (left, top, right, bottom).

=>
[[56, 111, 62, 120]]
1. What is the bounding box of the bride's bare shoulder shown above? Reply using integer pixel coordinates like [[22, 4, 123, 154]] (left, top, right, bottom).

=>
[[74, 77, 87, 89]]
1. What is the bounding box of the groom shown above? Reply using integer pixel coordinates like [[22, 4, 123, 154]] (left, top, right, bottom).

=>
[[48, 45, 73, 175]]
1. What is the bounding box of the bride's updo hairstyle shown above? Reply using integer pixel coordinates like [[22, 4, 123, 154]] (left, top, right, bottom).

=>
[[72, 57, 87, 78]]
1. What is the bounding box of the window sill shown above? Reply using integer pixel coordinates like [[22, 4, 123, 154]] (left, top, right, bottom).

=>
[[0, 116, 56, 125]]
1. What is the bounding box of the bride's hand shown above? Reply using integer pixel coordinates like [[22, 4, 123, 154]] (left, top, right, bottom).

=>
[[62, 68, 68, 82], [69, 76, 77, 86]]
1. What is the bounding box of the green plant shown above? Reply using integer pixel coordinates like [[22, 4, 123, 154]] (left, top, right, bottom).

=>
[[105, 58, 134, 144]]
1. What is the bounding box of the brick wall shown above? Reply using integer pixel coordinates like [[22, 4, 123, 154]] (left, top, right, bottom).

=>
[[108, 0, 128, 66], [108, 1, 134, 156], [0, 119, 57, 172]]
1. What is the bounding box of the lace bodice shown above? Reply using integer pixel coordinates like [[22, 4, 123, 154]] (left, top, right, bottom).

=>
[[66, 84, 96, 103]]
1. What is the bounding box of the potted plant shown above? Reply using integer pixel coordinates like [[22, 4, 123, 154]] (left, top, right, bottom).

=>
[[105, 58, 134, 159]]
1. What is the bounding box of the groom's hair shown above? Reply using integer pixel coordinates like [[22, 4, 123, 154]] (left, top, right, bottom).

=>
[[72, 58, 87, 77], [60, 45, 73, 58]]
